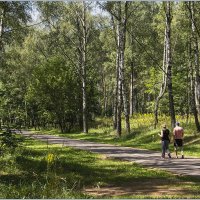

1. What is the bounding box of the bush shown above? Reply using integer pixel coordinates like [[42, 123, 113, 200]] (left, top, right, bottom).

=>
[[0, 129, 24, 154]]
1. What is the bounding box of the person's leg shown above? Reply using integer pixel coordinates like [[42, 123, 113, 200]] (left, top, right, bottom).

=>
[[174, 140, 178, 158], [161, 141, 165, 158], [165, 141, 171, 158], [181, 147, 184, 158], [180, 140, 184, 158]]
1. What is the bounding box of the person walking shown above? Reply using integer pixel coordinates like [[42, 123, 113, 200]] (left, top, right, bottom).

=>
[[159, 124, 171, 159], [173, 122, 184, 159]]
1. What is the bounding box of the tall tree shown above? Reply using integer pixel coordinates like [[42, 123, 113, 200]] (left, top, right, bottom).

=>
[[189, 2, 200, 114], [76, 2, 88, 133], [188, 37, 200, 132], [187, 1, 200, 132], [165, 2, 176, 128], [129, 34, 137, 116], [0, 2, 31, 56], [37, 2, 98, 133], [0, 2, 31, 128], [154, 27, 167, 128], [107, 2, 130, 136]]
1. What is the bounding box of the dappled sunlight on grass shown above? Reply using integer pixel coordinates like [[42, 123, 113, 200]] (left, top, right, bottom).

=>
[[1, 134, 200, 198]]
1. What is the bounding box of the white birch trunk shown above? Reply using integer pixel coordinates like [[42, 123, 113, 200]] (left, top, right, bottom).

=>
[[190, 2, 200, 114], [166, 2, 176, 128], [154, 27, 167, 128], [189, 2, 200, 131]]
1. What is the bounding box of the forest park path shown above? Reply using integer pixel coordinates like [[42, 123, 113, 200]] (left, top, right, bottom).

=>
[[21, 130, 200, 177]]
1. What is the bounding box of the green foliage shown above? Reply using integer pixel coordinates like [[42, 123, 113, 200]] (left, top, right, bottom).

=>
[[0, 129, 24, 153], [1, 2, 200, 135]]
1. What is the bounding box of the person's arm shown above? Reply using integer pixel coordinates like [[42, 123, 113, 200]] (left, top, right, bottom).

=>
[[158, 130, 163, 137], [173, 129, 175, 142]]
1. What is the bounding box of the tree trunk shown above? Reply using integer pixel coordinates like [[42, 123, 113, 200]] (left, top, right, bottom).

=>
[[130, 63, 134, 115], [0, 6, 5, 64], [194, 41, 200, 114], [154, 27, 167, 128], [189, 37, 200, 132], [103, 73, 108, 116], [116, 5, 122, 137], [165, 2, 176, 128], [24, 99, 28, 128], [189, 1, 200, 132], [190, 2, 200, 114], [186, 68, 190, 125], [116, 76, 122, 137], [0, 7, 4, 41], [104, 2, 130, 136], [76, 2, 88, 133], [113, 47, 119, 130], [119, 2, 130, 134], [129, 35, 137, 116]]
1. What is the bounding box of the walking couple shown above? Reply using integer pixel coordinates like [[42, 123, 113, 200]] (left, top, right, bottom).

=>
[[159, 122, 184, 159]]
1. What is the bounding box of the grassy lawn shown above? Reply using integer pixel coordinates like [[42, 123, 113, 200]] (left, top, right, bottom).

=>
[[32, 114, 200, 157], [0, 137, 200, 198]]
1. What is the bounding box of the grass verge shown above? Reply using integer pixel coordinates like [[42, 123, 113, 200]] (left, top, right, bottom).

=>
[[0, 137, 200, 198]]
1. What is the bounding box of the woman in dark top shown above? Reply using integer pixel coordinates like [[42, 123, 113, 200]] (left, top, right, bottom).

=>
[[158, 124, 171, 159]]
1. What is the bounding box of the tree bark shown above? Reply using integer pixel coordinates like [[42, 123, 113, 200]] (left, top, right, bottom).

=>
[[0, 6, 5, 64], [116, 73, 122, 137], [102, 70, 108, 116], [189, 37, 200, 132], [129, 35, 137, 116], [190, 2, 200, 114], [116, 4, 122, 137], [154, 27, 167, 128], [113, 46, 119, 130], [103, 2, 130, 136], [189, 1, 200, 132], [82, 4, 88, 133], [130, 62, 136, 115], [76, 2, 88, 133], [120, 2, 130, 134], [165, 2, 176, 128]]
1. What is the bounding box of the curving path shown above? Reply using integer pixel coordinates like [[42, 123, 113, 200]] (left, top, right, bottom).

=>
[[21, 130, 200, 177]]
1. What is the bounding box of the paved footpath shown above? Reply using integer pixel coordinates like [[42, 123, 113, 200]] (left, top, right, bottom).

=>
[[21, 130, 200, 177]]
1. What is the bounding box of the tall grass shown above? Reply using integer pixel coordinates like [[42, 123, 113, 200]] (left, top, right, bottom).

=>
[[0, 140, 90, 198]]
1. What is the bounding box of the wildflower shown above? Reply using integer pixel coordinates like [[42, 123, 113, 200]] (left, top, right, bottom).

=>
[[47, 153, 54, 164]]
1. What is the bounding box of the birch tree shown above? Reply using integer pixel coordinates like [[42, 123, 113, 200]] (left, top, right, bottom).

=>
[[188, 2, 200, 114], [75, 2, 88, 133], [165, 2, 176, 128], [107, 2, 130, 136], [188, 37, 200, 132], [187, 1, 200, 131], [154, 28, 167, 128]]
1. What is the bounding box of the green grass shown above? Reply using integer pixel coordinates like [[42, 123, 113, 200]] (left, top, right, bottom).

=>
[[1, 137, 200, 198], [33, 114, 200, 157], [1, 114, 200, 198]]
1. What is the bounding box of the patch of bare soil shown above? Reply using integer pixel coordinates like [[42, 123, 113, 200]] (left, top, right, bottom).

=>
[[83, 180, 196, 198]]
